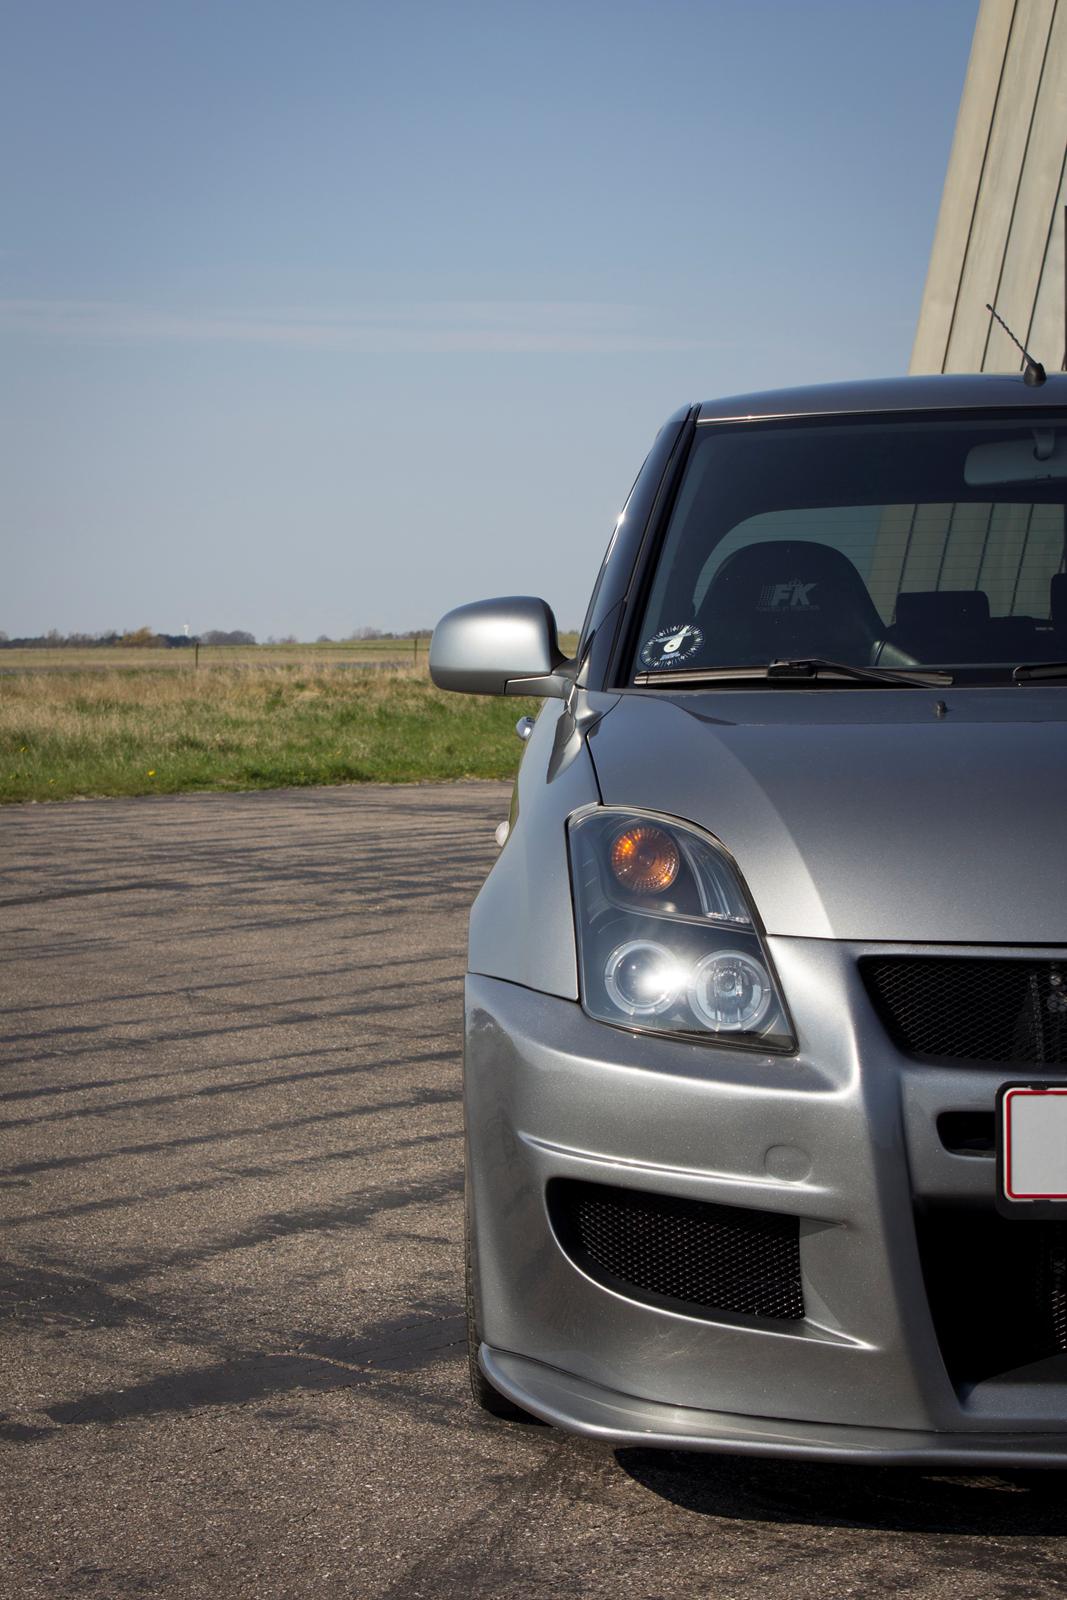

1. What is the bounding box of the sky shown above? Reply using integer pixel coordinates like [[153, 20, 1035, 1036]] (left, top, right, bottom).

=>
[[2, 0, 978, 639]]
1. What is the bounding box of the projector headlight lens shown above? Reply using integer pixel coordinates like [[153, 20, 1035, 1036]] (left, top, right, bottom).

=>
[[568, 809, 793, 1051], [688, 950, 772, 1032], [604, 940, 682, 1016]]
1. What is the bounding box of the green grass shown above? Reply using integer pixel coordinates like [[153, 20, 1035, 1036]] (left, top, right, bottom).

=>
[[0, 663, 546, 802]]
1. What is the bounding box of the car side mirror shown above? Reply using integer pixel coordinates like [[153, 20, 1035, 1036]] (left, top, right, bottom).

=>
[[429, 596, 573, 697]]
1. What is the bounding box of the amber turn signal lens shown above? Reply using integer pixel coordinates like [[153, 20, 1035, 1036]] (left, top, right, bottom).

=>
[[610, 824, 680, 894]]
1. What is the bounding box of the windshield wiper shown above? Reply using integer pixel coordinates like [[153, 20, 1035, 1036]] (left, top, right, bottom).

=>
[[767, 658, 953, 686], [634, 657, 953, 689], [1013, 661, 1067, 683]]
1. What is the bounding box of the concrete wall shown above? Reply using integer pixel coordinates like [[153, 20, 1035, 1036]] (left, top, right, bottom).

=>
[[910, 0, 1066, 375]]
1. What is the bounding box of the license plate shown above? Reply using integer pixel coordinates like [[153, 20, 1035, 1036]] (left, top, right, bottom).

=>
[[997, 1083, 1067, 1217]]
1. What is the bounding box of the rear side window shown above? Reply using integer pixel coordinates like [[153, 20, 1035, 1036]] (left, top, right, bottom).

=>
[[631, 415, 1067, 677]]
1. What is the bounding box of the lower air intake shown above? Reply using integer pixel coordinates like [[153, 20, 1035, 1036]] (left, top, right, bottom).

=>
[[916, 1207, 1067, 1385], [549, 1179, 804, 1323]]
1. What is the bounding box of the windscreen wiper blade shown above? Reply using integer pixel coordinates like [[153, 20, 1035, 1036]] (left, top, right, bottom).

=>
[[1013, 661, 1067, 682], [767, 657, 953, 686], [634, 657, 953, 688]]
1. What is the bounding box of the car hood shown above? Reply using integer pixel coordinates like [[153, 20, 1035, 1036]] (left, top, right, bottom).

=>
[[587, 688, 1067, 943]]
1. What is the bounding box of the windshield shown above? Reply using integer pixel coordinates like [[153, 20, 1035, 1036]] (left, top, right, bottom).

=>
[[631, 414, 1067, 681]]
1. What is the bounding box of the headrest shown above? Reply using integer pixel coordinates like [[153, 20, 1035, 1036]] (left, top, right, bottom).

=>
[[1051, 573, 1067, 627], [700, 540, 880, 624]]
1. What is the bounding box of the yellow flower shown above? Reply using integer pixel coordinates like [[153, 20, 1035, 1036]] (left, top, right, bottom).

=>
[[147, 769, 156, 777]]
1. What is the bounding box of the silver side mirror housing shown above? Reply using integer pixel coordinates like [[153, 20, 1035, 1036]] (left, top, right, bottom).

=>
[[429, 596, 572, 697]]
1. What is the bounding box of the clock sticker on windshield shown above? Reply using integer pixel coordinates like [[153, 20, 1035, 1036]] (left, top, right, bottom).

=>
[[639, 623, 704, 670]]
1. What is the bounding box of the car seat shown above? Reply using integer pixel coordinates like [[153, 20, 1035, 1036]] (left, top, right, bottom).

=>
[[695, 540, 888, 665], [886, 591, 992, 664], [1050, 573, 1067, 655]]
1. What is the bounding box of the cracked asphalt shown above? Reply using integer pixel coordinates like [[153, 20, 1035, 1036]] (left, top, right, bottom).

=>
[[2, 782, 1067, 1598]]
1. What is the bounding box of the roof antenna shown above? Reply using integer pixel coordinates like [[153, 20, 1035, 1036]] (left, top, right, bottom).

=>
[[985, 303, 1047, 386]]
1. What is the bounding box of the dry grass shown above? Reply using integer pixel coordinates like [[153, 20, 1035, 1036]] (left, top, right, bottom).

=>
[[0, 640, 427, 672], [0, 663, 544, 802], [0, 634, 580, 674]]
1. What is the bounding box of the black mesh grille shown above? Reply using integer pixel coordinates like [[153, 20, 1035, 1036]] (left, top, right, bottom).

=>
[[549, 1179, 804, 1323], [916, 1207, 1067, 1385], [863, 956, 1067, 1066]]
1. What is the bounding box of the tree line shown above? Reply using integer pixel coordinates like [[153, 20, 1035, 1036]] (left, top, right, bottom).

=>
[[0, 626, 432, 648], [0, 627, 255, 649]]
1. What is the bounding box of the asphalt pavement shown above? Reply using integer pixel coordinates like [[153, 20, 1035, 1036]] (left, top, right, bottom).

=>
[[2, 783, 1067, 1598]]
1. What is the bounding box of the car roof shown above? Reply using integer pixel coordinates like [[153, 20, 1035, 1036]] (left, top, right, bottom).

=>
[[696, 372, 1067, 424]]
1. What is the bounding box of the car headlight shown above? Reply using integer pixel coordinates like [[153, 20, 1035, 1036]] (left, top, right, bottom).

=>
[[567, 809, 794, 1051]]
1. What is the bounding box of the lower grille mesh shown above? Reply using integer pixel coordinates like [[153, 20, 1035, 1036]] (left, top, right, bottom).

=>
[[863, 955, 1067, 1066], [917, 1208, 1067, 1384], [549, 1179, 804, 1322]]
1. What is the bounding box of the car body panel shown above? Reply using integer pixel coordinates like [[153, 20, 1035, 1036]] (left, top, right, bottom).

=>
[[479, 1349, 1067, 1466], [467, 966, 1067, 1440], [586, 686, 1067, 943], [468, 698, 605, 1001], [695, 373, 1067, 425]]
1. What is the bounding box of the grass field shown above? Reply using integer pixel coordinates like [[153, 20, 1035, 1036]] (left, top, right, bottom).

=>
[[0, 651, 578, 802], [0, 638, 435, 672]]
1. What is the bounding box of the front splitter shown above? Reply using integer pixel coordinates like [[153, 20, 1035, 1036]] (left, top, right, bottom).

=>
[[481, 1346, 1067, 1467]]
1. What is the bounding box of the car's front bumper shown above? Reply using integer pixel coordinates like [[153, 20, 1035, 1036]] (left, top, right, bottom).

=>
[[465, 942, 1067, 1465], [479, 1349, 1067, 1466]]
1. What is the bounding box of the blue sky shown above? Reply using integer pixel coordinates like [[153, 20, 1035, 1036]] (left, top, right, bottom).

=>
[[2, 0, 977, 638]]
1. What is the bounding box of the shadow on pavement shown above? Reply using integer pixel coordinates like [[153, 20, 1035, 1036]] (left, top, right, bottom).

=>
[[616, 1447, 1067, 1536]]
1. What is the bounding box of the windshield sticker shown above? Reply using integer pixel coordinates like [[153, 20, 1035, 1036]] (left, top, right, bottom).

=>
[[758, 581, 819, 611], [640, 623, 704, 670]]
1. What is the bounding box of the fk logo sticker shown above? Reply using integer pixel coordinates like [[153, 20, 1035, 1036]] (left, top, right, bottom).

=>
[[758, 581, 819, 611]]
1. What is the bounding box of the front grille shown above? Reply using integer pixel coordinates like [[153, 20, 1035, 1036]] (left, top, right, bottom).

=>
[[548, 1179, 804, 1323], [916, 1207, 1067, 1385], [863, 955, 1067, 1066]]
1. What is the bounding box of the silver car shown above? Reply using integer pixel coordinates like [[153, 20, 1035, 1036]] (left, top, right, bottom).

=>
[[430, 374, 1067, 1466]]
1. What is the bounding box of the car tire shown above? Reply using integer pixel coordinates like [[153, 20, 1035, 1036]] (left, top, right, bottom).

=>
[[465, 1179, 539, 1423]]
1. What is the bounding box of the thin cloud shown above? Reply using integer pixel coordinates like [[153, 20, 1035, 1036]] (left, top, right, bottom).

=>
[[0, 298, 722, 353]]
